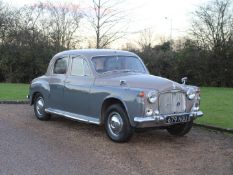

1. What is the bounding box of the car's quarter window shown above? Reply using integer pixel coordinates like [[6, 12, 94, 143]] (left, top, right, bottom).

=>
[[71, 57, 91, 76], [53, 57, 68, 74], [91, 56, 146, 74]]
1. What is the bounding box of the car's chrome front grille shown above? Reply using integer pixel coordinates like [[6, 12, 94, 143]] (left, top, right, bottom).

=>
[[159, 92, 186, 115]]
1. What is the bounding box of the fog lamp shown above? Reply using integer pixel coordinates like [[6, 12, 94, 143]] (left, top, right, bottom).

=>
[[145, 108, 153, 116]]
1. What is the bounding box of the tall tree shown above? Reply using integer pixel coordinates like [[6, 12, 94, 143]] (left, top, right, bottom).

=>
[[190, 0, 233, 86], [37, 2, 83, 51], [137, 29, 154, 50], [191, 0, 233, 51], [87, 0, 127, 48]]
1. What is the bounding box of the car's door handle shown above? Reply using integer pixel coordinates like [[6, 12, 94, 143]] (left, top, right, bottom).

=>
[[64, 80, 70, 83]]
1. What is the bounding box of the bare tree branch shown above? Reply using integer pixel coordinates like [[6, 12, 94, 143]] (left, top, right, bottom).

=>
[[86, 0, 128, 48], [190, 0, 233, 52]]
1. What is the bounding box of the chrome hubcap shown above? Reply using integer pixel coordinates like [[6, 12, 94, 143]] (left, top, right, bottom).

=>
[[36, 97, 44, 116], [108, 112, 123, 136]]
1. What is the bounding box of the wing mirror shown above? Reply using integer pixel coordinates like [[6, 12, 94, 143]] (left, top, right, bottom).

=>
[[181, 77, 188, 85]]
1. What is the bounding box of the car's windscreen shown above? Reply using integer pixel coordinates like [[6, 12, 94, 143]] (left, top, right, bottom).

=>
[[91, 56, 146, 74]]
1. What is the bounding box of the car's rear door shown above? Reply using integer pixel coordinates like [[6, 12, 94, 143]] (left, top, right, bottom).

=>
[[63, 55, 94, 116], [48, 56, 69, 110]]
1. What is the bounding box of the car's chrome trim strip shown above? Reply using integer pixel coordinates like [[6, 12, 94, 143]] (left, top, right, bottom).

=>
[[45, 108, 100, 125]]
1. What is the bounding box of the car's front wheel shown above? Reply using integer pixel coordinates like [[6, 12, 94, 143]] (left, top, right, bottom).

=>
[[167, 120, 193, 136], [34, 94, 50, 121], [104, 104, 134, 142]]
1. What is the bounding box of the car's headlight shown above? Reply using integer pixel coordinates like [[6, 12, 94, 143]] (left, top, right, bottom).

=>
[[147, 91, 157, 103], [187, 88, 196, 100]]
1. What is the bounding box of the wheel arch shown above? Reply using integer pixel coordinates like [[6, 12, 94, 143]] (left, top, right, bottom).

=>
[[30, 79, 50, 106], [31, 91, 42, 105], [100, 97, 129, 125]]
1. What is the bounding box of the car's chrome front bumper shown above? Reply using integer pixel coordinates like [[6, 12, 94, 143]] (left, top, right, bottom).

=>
[[134, 111, 203, 128]]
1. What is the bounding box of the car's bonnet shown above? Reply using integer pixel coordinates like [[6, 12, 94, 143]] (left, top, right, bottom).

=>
[[95, 73, 183, 92]]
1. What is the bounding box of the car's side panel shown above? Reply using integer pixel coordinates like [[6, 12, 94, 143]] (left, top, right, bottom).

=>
[[89, 83, 143, 127]]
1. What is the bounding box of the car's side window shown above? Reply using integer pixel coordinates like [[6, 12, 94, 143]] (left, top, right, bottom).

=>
[[71, 57, 91, 76], [53, 57, 68, 74]]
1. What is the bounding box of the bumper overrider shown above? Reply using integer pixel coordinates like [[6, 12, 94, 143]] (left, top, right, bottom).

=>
[[134, 111, 203, 128]]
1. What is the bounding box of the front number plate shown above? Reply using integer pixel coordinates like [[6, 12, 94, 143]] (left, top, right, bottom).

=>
[[166, 115, 190, 124]]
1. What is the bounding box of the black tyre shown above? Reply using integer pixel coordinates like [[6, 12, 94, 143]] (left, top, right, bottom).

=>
[[34, 94, 50, 121], [167, 120, 193, 136], [104, 104, 134, 142]]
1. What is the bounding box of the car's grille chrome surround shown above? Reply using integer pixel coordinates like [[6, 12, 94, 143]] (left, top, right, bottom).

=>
[[159, 91, 186, 115]]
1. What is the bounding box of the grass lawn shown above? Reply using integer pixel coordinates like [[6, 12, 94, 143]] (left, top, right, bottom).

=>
[[0, 83, 29, 100], [196, 87, 233, 129], [0, 83, 232, 129]]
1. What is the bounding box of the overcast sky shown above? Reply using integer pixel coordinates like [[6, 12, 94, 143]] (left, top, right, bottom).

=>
[[4, 0, 205, 47]]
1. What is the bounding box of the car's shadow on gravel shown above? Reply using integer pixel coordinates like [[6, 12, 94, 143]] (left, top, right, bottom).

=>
[[49, 114, 194, 146]]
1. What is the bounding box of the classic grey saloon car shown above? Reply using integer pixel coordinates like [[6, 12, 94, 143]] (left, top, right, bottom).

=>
[[29, 49, 203, 142]]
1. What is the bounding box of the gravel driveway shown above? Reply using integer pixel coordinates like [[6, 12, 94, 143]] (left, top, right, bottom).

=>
[[0, 104, 232, 175]]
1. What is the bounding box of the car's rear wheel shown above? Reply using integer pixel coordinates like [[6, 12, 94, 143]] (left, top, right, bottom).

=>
[[167, 120, 193, 136], [34, 94, 50, 121], [104, 104, 134, 142]]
